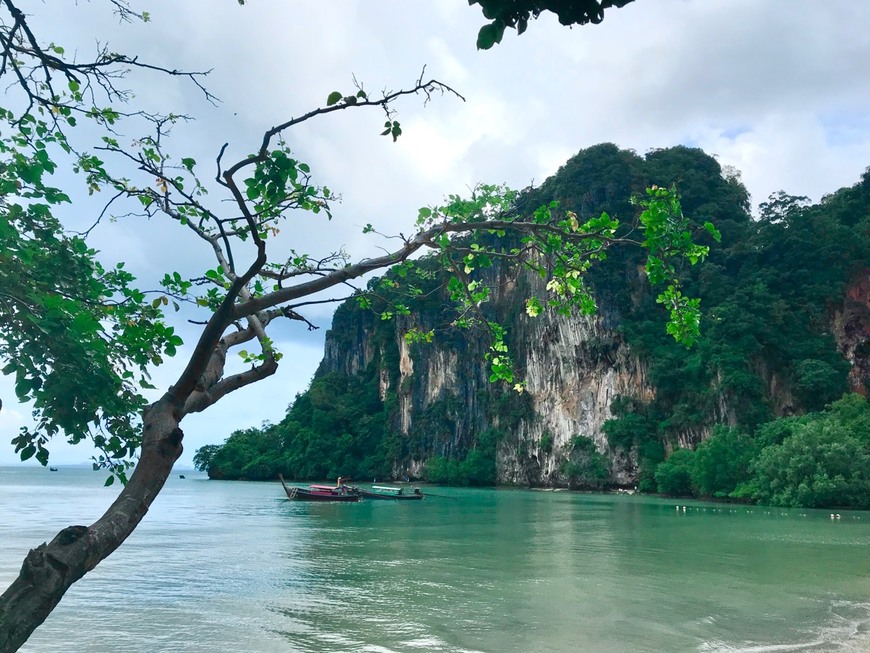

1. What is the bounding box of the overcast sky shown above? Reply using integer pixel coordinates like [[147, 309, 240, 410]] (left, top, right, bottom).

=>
[[2, 0, 870, 466]]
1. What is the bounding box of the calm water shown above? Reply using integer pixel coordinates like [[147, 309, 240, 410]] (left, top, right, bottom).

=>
[[1, 466, 868, 653]]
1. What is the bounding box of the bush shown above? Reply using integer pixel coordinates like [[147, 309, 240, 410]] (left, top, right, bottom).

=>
[[424, 455, 451, 484], [637, 439, 666, 493], [559, 435, 611, 489], [461, 449, 497, 486], [826, 393, 870, 444], [655, 448, 695, 496], [748, 420, 870, 508], [539, 432, 554, 454], [424, 449, 498, 486], [754, 414, 810, 448], [793, 359, 848, 411], [691, 426, 755, 498]]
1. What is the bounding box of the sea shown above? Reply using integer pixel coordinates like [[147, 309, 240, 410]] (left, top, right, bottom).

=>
[[1, 466, 868, 652]]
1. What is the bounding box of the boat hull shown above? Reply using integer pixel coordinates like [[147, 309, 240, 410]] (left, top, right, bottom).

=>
[[288, 487, 360, 502], [279, 475, 361, 502]]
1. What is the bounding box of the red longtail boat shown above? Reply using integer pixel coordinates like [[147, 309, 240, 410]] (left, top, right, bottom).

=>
[[279, 474, 361, 502]]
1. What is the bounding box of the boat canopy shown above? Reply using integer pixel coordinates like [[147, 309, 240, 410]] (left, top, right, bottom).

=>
[[372, 485, 403, 493]]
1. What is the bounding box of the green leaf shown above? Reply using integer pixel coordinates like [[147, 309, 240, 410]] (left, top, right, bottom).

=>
[[14, 378, 31, 399], [703, 221, 722, 242], [326, 91, 342, 106], [476, 21, 505, 49]]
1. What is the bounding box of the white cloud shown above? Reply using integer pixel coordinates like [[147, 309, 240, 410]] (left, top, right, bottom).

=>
[[0, 403, 24, 433], [693, 112, 870, 210], [427, 38, 471, 86]]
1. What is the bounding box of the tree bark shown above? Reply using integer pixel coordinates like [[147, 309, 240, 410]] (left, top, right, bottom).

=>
[[0, 396, 183, 653]]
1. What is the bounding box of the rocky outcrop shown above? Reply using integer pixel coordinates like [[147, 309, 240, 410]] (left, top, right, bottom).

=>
[[833, 269, 870, 396]]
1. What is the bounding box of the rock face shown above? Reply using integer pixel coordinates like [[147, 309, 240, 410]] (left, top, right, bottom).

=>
[[318, 258, 655, 486], [500, 312, 650, 485], [833, 269, 870, 397]]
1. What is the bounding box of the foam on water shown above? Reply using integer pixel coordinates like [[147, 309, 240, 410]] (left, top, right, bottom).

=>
[[699, 600, 870, 653]]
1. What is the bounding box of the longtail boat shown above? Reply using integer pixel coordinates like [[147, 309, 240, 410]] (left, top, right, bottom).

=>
[[354, 485, 424, 501], [279, 475, 361, 502]]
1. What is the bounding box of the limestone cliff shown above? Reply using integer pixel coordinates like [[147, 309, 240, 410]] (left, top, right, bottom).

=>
[[318, 262, 651, 486], [313, 144, 869, 487]]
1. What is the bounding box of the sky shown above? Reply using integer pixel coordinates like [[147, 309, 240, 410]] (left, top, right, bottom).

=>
[[2, 0, 870, 466]]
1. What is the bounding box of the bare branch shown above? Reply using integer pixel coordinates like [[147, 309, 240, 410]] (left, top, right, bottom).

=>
[[74, 190, 125, 237], [0, 0, 218, 125], [221, 77, 465, 183], [183, 354, 278, 415]]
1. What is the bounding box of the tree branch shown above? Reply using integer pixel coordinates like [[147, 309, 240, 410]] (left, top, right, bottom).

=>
[[221, 78, 465, 182], [183, 355, 278, 416], [233, 218, 631, 320]]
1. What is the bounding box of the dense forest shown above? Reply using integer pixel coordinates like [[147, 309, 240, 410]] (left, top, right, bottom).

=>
[[195, 144, 870, 508]]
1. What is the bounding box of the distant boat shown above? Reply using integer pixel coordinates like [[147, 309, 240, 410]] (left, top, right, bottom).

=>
[[278, 474, 361, 502], [355, 485, 424, 501], [179, 474, 186, 479], [49, 467, 58, 472]]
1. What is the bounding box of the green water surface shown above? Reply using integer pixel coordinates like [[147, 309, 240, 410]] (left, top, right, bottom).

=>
[[1, 467, 867, 652]]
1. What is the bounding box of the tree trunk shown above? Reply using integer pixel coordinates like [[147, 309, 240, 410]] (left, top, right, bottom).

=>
[[0, 396, 183, 653]]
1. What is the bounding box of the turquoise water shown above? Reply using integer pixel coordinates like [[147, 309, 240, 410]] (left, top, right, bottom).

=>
[[1, 466, 868, 652]]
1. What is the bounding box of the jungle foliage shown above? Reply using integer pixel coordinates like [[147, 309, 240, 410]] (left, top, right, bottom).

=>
[[559, 435, 611, 489], [203, 362, 517, 486], [653, 394, 870, 509], [570, 145, 869, 489]]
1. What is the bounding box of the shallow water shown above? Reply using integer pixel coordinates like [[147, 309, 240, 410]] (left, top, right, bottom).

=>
[[1, 466, 868, 652]]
